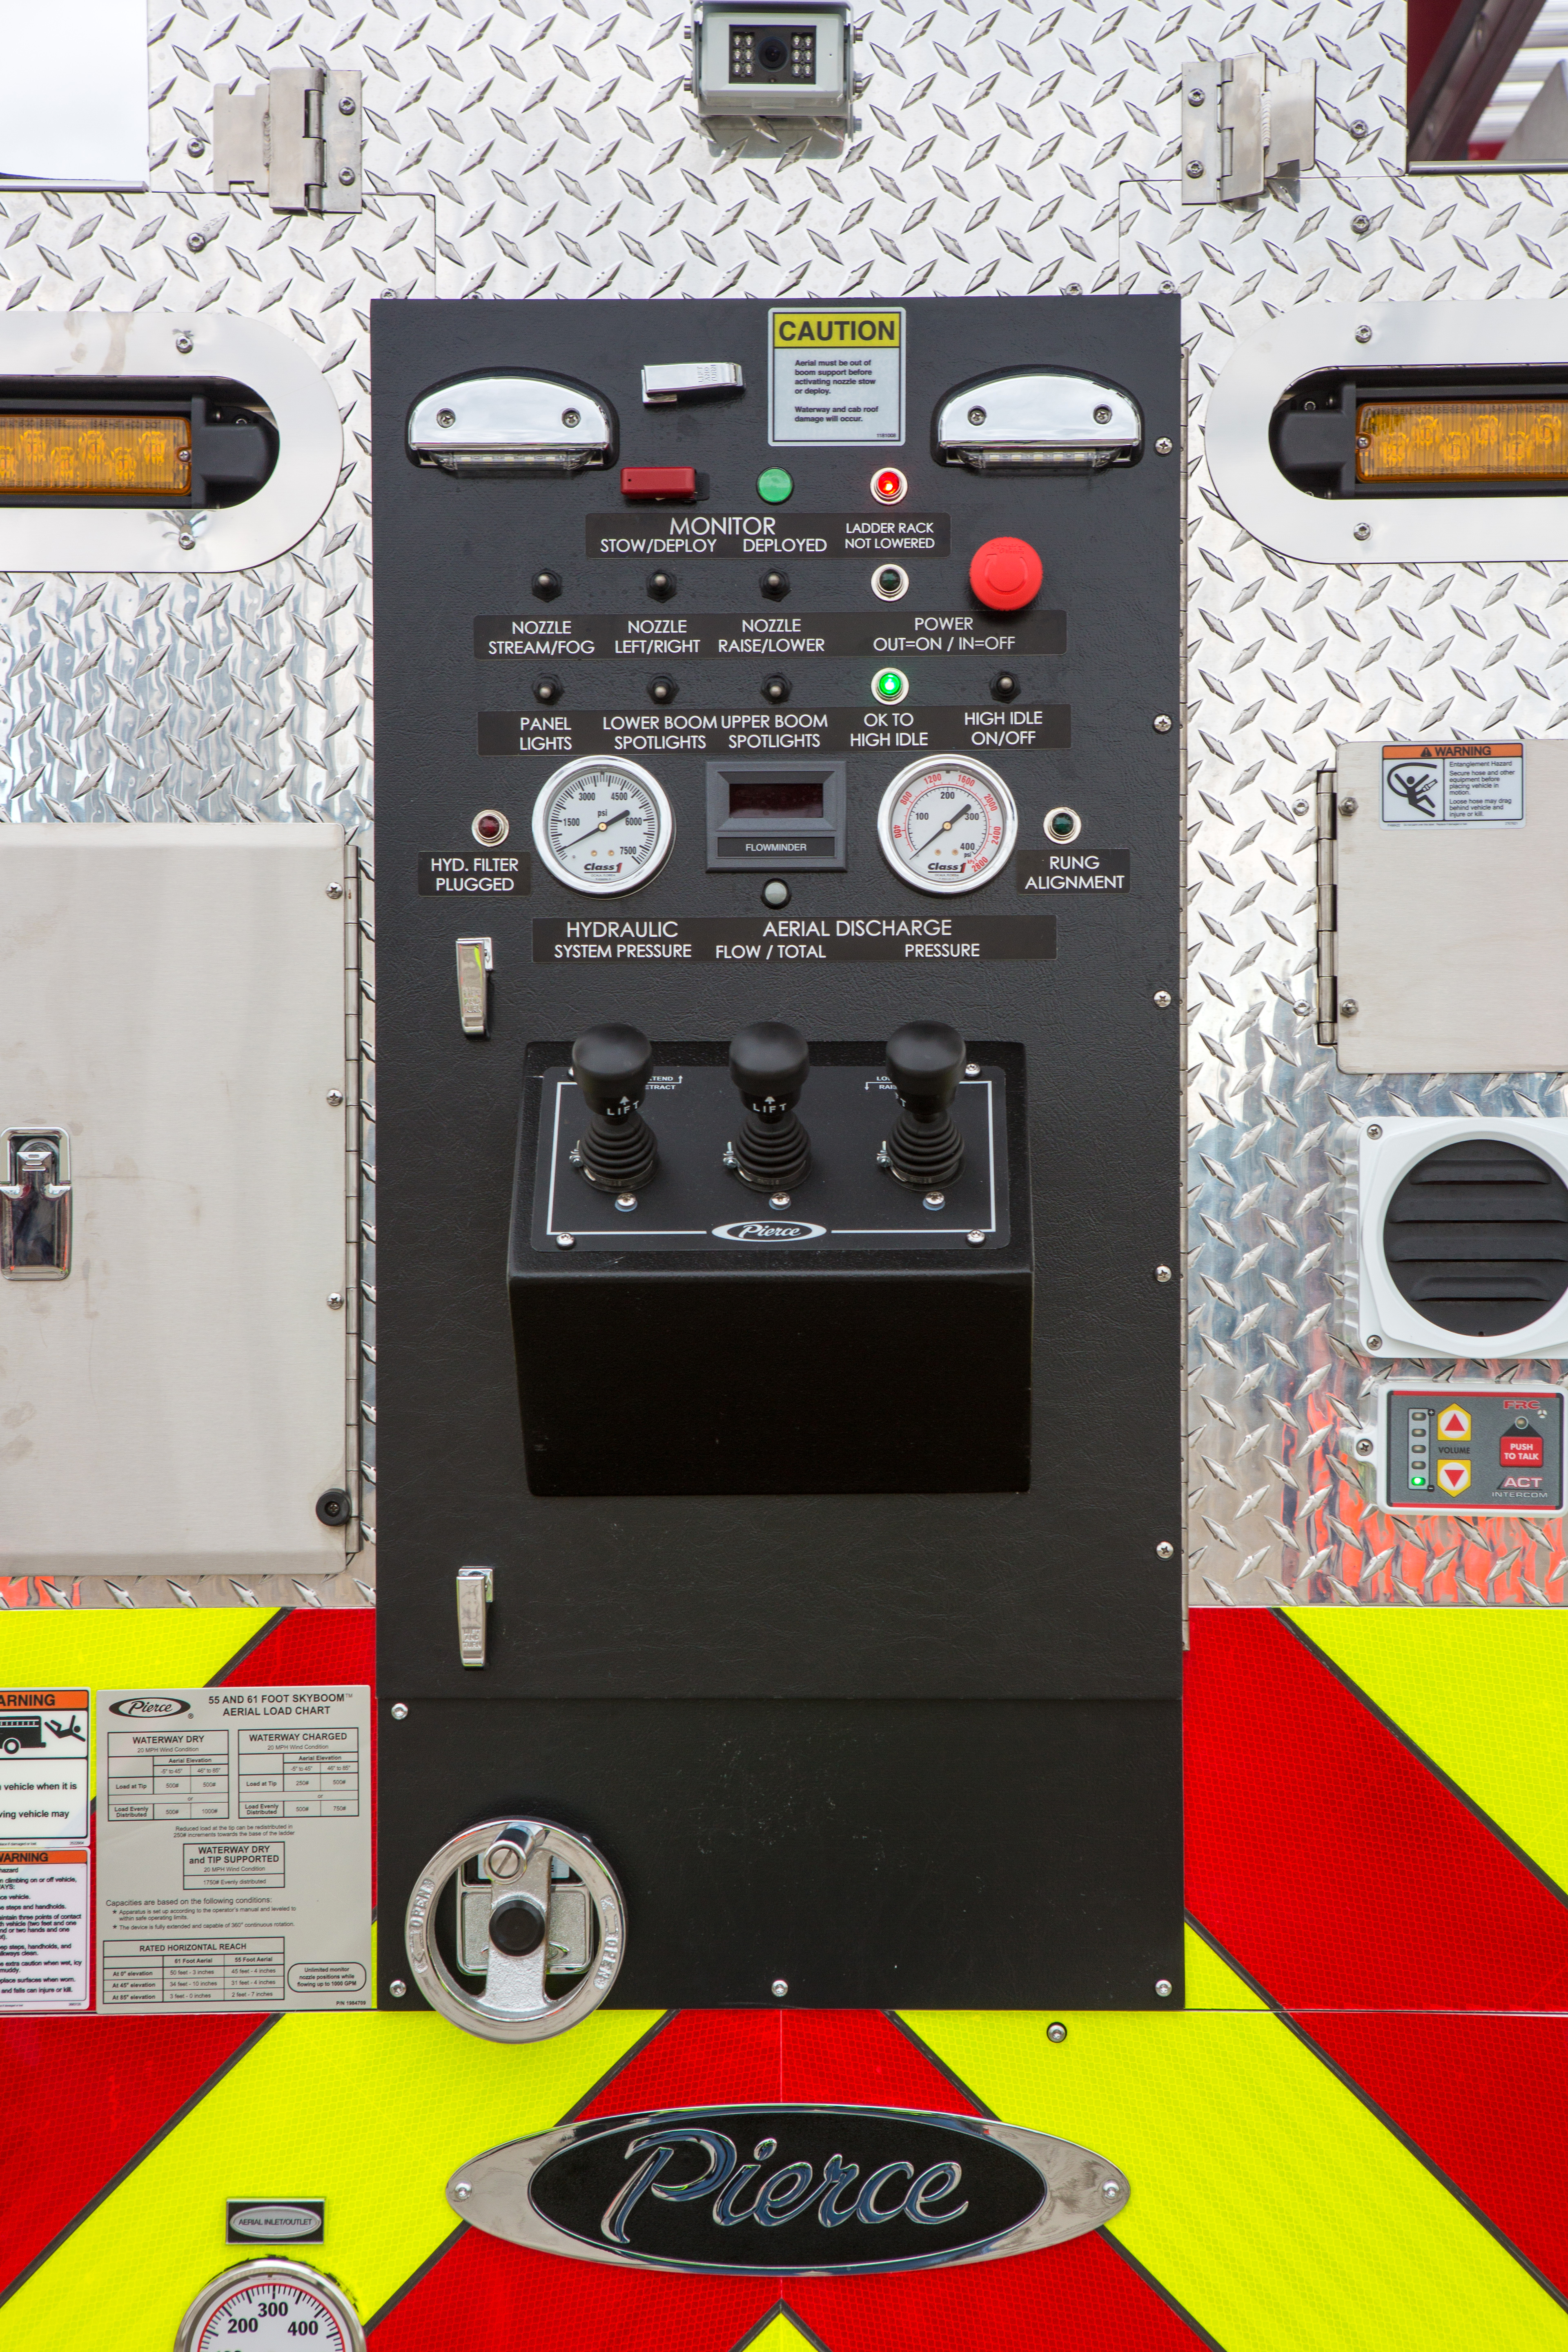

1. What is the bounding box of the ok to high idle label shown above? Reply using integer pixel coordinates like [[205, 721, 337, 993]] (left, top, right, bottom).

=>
[[769, 309, 904, 446], [1380, 742, 1524, 825]]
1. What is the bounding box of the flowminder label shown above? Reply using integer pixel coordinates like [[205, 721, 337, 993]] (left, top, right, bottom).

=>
[[1380, 741, 1525, 825], [769, 309, 904, 447]]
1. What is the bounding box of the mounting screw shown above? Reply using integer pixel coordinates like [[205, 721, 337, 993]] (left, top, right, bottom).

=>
[[1351, 213, 1371, 234], [327, 1292, 345, 1310], [1367, 1334, 1383, 1350], [1152, 713, 1173, 733], [1103, 2181, 1121, 2198], [325, 880, 344, 898], [967, 406, 987, 427], [1366, 1123, 1383, 1138], [924, 1192, 946, 1210], [1354, 1437, 1375, 1457], [967, 1229, 986, 1246], [562, 408, 581, 429], [772, 1192, 794, 1209], [1354, 522, 1372, 541], [1094, 404, 1113, 425], [1350, 118, 1369, 137], [1155, 436, 1172, 453], [556, 1233, 576, 1249], [1339, 797, 1357, 817], [436, 408, 456, 429], [390, 1703, 409, 1721], [1155, 1979, 1174, 1998], [965, 1062, 981, 1076], [1188, 85, 1207, 105], [452, 2182, 471, 2200], [187, 231, 207, 252], [389, 1980, 407, 1997], [615, 1192, 638, 1212], [1047, 2020, 1068, 2042], [1153, 989, 1172, 1007], [1154, 1264, 1173, 1283], [772, 1979, 789, 1998], [1293, 798, 1310, 815], [1156, 1540, 1175, 1559], [1355, 323, 1373, 344], [485, 1842, 523, 1880], [178, 532, 196, 551], [326, 1088, 345, 1106], [339, 94, 358, 114], [315, 1488, 352, 1527], [187, 138, 207, 157], [1340, 998, 1359, 1017], [1185, 158, 1205, 178], [338, 167, 356, 186], [174, 331, 194, 353]]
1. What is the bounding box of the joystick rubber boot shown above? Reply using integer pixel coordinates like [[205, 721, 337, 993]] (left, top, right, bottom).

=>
[[884, 1020, 966, 1188], [727, 1020, 812, 1193], [570, 1023, 658, 1192]]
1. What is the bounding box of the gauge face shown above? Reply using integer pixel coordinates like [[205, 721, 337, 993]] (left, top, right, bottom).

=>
[[877, 757, 1018, 895], [178, 2263, 364, 2352], [532, 757, 674, 895]]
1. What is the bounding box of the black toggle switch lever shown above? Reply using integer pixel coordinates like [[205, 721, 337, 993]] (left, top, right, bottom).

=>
[[882, 1021, 966, 1188], [570, 1023, 658, 1194], [726, 1021, 812, 1195]]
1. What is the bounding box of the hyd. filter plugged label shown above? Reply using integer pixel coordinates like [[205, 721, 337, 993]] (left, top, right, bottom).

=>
[[769, 309, 905, 446]]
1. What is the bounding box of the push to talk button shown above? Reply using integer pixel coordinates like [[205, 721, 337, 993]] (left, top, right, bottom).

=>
[[969, 535, 1043, 612]]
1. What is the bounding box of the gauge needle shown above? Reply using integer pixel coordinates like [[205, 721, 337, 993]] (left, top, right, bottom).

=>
[[920, 799, 976, 851]]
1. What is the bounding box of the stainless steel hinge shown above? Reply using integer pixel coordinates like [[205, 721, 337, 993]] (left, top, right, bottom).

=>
[[1314, 763, 1338, 1046], [212, 67, 362, 215], [1182, 56, 1315, 204]]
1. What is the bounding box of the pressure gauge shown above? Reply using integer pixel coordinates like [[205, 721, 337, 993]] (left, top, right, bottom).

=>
[[876, 756, 1018, 894], [175, 2262, 365, 2352], [532, 756, 674, 895]]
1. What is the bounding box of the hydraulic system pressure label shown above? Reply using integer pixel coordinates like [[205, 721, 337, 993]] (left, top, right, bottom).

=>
[[481, 707, 1069, 757], [586, 512, 946, 557], [0, 1849, 88, 2010], [1380, 741, 1525, 825], [96, 1686, 372, 2013], [769, 308, 905, 445], [533, 914, 1056, 962], [0, 1688, 88, 1840], [474, 612, 1065, 659]]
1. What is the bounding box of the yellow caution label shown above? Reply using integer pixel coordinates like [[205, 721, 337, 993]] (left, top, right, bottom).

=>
[[772, 310, 901, 346]]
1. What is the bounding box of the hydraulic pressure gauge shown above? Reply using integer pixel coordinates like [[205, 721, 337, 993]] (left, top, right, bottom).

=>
[[175, 2262, 365, 2352], [876, 756, 1018, 894], [532, 756, 674, 895]]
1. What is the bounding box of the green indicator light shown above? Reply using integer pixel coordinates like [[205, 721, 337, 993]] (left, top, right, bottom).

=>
[[1410, 1475, 1428, 1488], [757, 466, 793, 504], [872, 666, 909, 703]]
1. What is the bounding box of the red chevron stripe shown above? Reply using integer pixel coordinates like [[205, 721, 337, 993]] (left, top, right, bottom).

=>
[[1185, 1610, 1568, 2009]]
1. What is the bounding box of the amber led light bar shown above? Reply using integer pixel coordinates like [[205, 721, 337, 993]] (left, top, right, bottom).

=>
[[1357, 398, 1568, 485], [0, 412, 190, 498]]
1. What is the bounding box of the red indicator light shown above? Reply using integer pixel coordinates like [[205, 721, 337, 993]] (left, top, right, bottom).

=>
[[871, 467, 907, 504], [969, 535, 1043, 612], [621, 465, 698, 500]]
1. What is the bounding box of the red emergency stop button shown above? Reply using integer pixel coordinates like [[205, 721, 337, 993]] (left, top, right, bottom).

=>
[[969, 535, 1042, 612], [621, 466, 698, 500], [1501, 1430, 1545, 1467]]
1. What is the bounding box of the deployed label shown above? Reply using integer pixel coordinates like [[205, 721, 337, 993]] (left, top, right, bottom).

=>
[[587, 512, 946, 557], [0, 1849, 88, 2010], [474, 611, 1064, 659], [481, 708, 1068, 757], [96, 1686, 372, 2012], [534, 915, 1056, 962], [0, 1687, 88, 1840], [1380, 742, 1524, 825], [770, 308, 905, 445]]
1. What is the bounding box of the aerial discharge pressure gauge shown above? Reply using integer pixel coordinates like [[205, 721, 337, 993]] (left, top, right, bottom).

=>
[[175, 2262, 365, 2352], [532, 756, 675, 894], [876, 756, 1019, 894]]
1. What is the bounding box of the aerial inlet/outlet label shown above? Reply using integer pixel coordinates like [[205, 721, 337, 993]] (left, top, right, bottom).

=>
[[769, 307, 905, 446], [1379, 741, 1524, 826]]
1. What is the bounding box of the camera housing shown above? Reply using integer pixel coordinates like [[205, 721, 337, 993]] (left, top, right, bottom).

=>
[[694, 3, 852, 119]]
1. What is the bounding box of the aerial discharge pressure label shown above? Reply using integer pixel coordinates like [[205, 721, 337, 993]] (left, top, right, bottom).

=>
[[770, 308, 905, 445], [1380, 742, 1525, 825], [96, 1687, 372, 2012]]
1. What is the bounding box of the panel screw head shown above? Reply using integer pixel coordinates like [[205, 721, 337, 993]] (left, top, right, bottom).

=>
[[325, 879, 344, 897], [1152, 713, 1173, 733], [1340, 999, 1359, 1017], [390, 1703, 409, 1721], [340, 94, 358, 114], [1155, 1979, 1174, 1998], [1293, 798, 1309, 815], [1188, 85, 1206, 105], [326, 1088, 345, 1106], [561, 408, 581, 429], [967, 406, 987, 426], [1339, 797, 1356, 816], [1094, 404, 1113, 425], [1153, 989, 1172, 1008], [1154, 1264, 1172, 1283], [187, 138, 207, 157], [616, 1193, 638, 1212], [174, 331, 194, 353], [1351, 214, 1371, 234], [187, 231, 207, 252], [965, 1062, 981, 1076], [1155, 436, 1172, 453], [1367, 1334, 1383, 1350], [1047, 2020, 1067, 2042], [1156, 1541, 1175, 1559], [338, 167, 356, 186], [924, 1192, 946, 1210], [453, 2183, 470, 2200], [557, 1233, 576, 1249], [390, 1980, 407, 1997], [771, 1193, 793, 1209], [327, 1292, 344, 1310], [1355, 323, 1373, 344], [1355, 1437, 1375, 1457], [485, 1841, 524, 1880], [1353, 522, 1372, 541], [772, 1979, 789, 1998], [1350, 118, 1369, 137], [1185, 158, 1205, 177], [1365, 1123, 1383, 1139], [967, 1229, 986, 1245], [178, 532, 196, 551], [436, 408, 456, 429]]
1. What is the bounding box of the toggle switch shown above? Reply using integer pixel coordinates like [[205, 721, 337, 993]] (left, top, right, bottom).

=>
[[969, 536, 1043, 612], [456, 936, 492, 1038], [456, 1566, 493, 1667], [621, 465, 699, 500]]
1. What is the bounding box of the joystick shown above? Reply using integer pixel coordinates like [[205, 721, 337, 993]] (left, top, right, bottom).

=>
[[570, 1023, 658, 1194], [882, 1021, 966, 1188], [726, 1021, 812, 1194]]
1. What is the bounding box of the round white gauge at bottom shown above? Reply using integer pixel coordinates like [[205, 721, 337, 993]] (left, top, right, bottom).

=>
[[175, 2261, 365, 2352], [532, 755, 674, 895], [876, 755, 1019, 894]]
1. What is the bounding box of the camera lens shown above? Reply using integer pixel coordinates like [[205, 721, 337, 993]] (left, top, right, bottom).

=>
[[759, 34, 788, 67]]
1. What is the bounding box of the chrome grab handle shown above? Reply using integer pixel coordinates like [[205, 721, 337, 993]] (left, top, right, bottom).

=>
[[1, 1129, 71, 1280]]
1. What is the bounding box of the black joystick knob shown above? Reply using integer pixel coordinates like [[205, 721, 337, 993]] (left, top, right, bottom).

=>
[[726, 1021, 812, 1195], [570, 1023, 657, 1195], [883, 1021, 966, 1189]]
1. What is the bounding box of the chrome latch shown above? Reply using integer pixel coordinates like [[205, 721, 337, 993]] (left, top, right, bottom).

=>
[[1, 1130, 71, 1281], [456, 1566, 493, 1667], [1182, 56, 1316, 205], [456, 937, 492, 1038], [935, 372, 1142, 473], [408, 380, 615, 477], [212, 67, 363, 215], [641, 362, 744, 406]]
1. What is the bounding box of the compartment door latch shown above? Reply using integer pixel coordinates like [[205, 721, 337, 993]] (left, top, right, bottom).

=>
[[212, 67, 363, 214], [1183, 55, 1316, 203], [1, 1130, 71, 1281]]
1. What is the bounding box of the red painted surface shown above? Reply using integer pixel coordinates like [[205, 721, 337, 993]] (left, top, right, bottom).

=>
[[621, 466, 699, 499], [1407, 0, 1465, 99]]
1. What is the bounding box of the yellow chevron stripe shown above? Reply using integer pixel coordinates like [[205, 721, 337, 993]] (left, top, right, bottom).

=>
[[0, 2006, 661, 2350], [1183, 1920, 1267, 2010], [735, 2312, 822, 2352], [908, 1944, 1566, 2352], [1286, 1608, 1568, 1894]]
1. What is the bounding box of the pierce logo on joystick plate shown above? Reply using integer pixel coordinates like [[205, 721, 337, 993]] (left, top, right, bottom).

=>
[[712, 1219, 826, 1242]]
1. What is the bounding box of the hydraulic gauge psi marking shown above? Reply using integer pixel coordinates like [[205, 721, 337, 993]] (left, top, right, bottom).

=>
[[532, 756, 675, 895], [876, 755, 1019, 895], [174, 2261, 365, 2352]]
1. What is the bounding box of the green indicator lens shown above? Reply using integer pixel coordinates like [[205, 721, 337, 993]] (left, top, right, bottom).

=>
[[1410, 1475, 1428, 1488], [757, 466, 793, 504], [872, 667, 909, 703]]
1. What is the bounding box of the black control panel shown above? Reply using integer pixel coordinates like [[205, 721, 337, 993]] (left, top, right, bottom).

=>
[[374, 295, 1183, 2009]]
